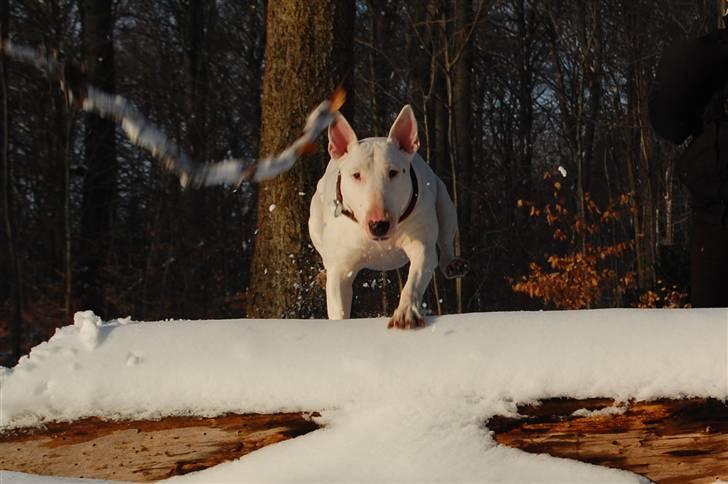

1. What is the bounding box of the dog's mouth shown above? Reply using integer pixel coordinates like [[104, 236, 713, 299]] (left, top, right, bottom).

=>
[[365, 229, 391, 242]]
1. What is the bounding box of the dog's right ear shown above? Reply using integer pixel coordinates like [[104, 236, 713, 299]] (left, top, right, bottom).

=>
[[328, 114, 358, 160], [388, 105, 420, 154]]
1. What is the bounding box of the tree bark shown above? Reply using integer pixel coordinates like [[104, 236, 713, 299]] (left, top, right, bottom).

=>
[[246, 0, 354, 318], [79, 0, 116, 316]]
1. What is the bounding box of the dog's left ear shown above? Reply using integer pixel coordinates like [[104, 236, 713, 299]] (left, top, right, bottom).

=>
[[388, 105, 420, 154]]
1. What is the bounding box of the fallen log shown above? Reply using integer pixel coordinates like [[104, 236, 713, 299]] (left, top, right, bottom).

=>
[[487, 398, 728, 484], [0, 412, 320, 482]]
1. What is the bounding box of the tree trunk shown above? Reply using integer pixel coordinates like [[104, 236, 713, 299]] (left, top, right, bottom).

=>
[[1, 0, 23, 364], [577, 0, 603, 259], [0, 412, 319, 482], [63, 102, 74, 321], [246, 0, 354, 319], [409, 1, 433, 162], [717, 0, 726, 29], [452, 0, 473, 313], [432, 58, 449, 182], [79, 0, 116, 316], [624, 3, 656, 290], [181, 0, 212, 319], [367, 0, 390, 137], [515, 0, 534, 200], [453, 0, 472, 222]]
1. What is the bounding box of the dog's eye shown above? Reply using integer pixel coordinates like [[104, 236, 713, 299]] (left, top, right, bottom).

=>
[[352, 172, 361, 181], [388, 170, 399, 179]]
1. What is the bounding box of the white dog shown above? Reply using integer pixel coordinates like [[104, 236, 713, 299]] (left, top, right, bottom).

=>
[[308, 105, 468, 329]]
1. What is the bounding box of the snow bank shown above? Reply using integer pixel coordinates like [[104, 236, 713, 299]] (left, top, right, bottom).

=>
[[0, 471, 110, 484], [1, 309, 726, 482]]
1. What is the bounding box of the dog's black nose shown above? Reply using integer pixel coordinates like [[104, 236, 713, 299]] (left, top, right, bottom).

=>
[[369, 220, 390, 237]]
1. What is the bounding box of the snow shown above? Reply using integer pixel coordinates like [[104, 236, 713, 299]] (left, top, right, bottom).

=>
[[571, 403, 628, 418], [1, 309, 726, 483], [0, 471, 110, 484], [73, 311, 103, 351]]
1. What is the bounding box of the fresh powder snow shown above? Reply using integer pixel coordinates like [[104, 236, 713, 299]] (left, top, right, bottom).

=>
[[1, 309, 727, 482]]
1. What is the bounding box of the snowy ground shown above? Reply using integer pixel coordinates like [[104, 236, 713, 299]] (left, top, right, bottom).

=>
[[1, 309, 727, 483]]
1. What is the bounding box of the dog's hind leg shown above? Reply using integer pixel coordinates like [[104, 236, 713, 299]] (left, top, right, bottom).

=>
[[435, 178, 469, 279], [325, 266, 355, 320]]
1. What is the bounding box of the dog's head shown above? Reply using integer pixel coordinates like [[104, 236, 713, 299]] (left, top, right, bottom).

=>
[[328, 105, 420, 241]]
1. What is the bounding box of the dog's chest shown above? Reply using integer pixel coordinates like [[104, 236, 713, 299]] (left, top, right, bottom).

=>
[[357, 239, 409, 271]]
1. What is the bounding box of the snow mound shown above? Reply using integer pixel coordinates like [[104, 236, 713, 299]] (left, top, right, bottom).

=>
[[1, 309, 726, 482]]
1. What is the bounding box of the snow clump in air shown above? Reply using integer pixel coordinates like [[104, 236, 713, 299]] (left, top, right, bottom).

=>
[[73, 311, 103, 351]]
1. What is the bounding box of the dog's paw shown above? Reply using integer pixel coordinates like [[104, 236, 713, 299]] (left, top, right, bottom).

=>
[[443, 257, 469, 279], [387, 304, 425, 330]]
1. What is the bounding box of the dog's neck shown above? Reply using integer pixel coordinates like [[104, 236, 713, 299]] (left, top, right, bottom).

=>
[[335, 165, 419, 224]]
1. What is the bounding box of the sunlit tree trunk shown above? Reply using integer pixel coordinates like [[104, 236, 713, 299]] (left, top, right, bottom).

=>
[[247, 0, 354, 318]]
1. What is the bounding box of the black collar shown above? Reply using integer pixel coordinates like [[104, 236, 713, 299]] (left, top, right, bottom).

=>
[[335, 165, 419, 224]]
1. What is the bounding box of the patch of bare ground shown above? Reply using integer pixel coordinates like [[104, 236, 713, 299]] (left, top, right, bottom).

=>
[[487, 398, 728, 484], [0, 412, 320, 482]]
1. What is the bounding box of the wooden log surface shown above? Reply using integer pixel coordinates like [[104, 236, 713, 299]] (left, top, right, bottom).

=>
[[487, 398, 728, 484], [0, 412, 320, 482], [3, 399, 726, 483]]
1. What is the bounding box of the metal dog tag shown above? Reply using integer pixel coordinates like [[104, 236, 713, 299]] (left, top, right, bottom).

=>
[[332, 199, 343, 217]]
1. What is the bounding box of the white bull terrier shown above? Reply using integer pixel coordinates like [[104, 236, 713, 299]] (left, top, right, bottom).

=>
[[308, 105, 468, 329]]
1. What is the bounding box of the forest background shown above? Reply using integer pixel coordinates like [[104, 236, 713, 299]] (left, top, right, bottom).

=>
[[1, 0, 722, 365]]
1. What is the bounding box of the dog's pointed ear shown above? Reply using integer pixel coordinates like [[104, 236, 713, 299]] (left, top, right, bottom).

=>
[[388, 105, 420, 154], [328, 114, 358, 160]]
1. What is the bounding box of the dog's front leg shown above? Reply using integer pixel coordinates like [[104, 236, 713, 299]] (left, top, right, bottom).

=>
[[325, 267, 355, 320], [389, 242, 437, 329]]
